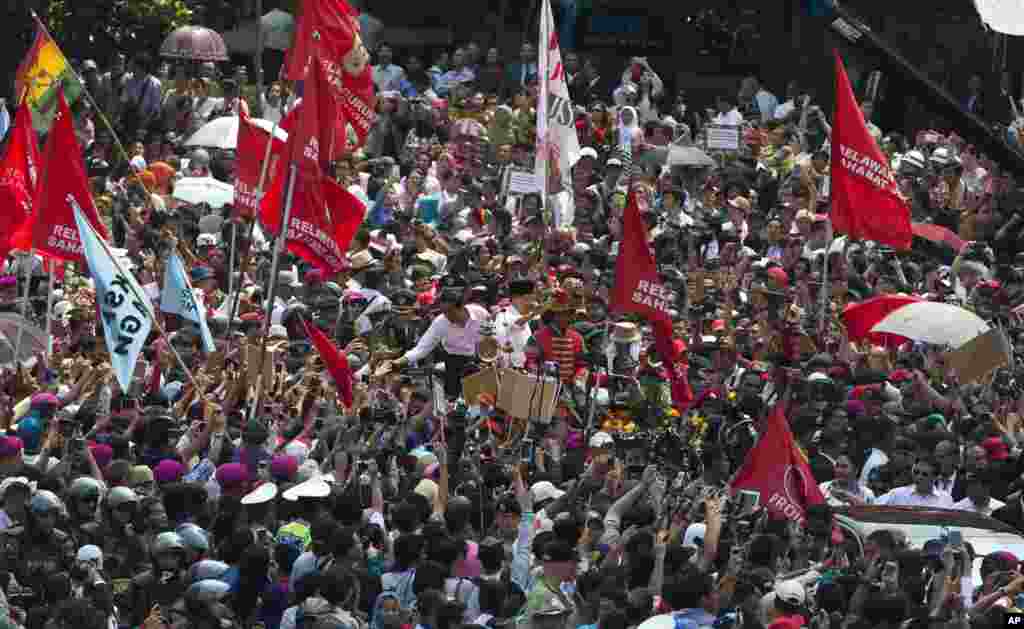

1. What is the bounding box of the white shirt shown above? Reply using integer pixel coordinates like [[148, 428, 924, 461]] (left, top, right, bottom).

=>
[[874, 485, 954, 508], [402, 304, 490, 363], [818, 480, 876, 507], [493, 304, 532, 368], [952, 496, 1005, 516], [713, 108, 744, 126]]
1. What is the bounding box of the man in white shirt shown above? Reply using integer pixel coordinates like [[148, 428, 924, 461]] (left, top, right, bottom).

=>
[[493, 280, 536, 368], [875, 458, 954, 508], [713, 95, 744, 127], [392, 287, 489, 397]]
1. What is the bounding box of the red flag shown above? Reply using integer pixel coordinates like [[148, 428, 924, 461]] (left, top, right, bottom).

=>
[[611, 190, 690, 408], [258, 61, 366, 276], [284, 0, 376, 149], [0, 100, 41, 259], [235, 111, 287, 217], [11, 91, 106, 262], [259, 166, 364, 274], [830, 51, 912, 250], [731, 403, 825, 525], [302, 318, 353, 407]]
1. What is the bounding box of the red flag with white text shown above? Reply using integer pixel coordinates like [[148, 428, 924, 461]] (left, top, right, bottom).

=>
[[11, 91, 106, 262], [611, 191, 691, 408], [0, 100, 41, 259], [235, 111, 287, 217], [283, 0, 376, 149], [731, 403, 825, 525], [259, 57, 365, 275], [302, 317, 353, 407], [830, 51, 912, 250]]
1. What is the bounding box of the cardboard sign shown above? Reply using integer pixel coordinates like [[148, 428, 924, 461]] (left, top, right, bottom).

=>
[[706, 125, 741, 151], [497, 368, 559, 422], [944, 328, 1011, 384], [508, 169, 542, 194], [462, 368, 500, 405]]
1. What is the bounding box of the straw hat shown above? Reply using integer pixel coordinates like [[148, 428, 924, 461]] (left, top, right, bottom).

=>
[[611, 322, 642, 344]]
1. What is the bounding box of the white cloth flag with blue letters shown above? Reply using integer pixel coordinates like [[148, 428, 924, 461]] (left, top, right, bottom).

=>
[[160, 252, 215, 353], [72, 196, 154, 391]]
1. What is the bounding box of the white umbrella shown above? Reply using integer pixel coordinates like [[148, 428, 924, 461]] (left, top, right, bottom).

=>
[[184, 116, 288, 150], [173, 177, 235, 209], [870, 301, 990, 349]]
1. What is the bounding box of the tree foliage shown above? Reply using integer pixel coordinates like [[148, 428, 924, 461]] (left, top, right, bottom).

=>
[[42, 0, 194, 59]]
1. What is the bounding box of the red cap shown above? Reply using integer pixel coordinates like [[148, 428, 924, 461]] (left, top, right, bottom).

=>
[[766, 267, 789, 288]]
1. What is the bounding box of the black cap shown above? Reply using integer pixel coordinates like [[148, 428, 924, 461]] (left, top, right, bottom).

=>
[[541, 539, 577, 562], [509, 279, 535, 297], [496, 493, 522, 515]]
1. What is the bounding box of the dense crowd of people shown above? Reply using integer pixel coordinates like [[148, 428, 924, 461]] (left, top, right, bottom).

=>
[[3, 25, 1024, 629]]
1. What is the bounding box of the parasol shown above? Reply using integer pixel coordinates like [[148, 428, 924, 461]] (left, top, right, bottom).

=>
[[184, 116, 288, 150], [223, 10, 296, 54], [172, 177, 235, 209], [870, 301, 990, 349], [842, 294, 922, 344], [160, 26, 230, 62]]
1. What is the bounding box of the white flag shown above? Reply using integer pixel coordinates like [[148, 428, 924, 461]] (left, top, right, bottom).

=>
[[72, 195, 154, 392], [536, 0, 581, 223], [160, 252, 216, 353]]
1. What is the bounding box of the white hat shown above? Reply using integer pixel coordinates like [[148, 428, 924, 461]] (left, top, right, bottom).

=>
[[531, 481, 566, 504], [579, 147, 599, 160], [282, 477, 331, 502], [196, 233, 218, 247], [241, 482, 279, 505], [588, 431, 615, 449], [774, 580, 806, 607], [198, 214, 223, 235], [606, 157, 624, 167], [268, 324, 289, 340], [77, 544, 103, 563], [682, 523, 706, 549]]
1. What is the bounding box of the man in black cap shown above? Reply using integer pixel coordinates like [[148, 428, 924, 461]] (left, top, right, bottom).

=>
[[493, 279, 536, 369], [392, 285, 490, 397]]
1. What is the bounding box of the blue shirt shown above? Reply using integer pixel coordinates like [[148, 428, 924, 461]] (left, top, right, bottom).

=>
[[0, 105, 10, 143]]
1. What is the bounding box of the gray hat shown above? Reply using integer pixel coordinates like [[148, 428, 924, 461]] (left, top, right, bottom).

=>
[[82, 60, 99, 72]]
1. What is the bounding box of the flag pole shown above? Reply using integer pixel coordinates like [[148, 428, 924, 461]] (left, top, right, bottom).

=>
[[225, 106, 283, 340], [43, 264, 54, 359], [74, 206, 201, 391], [227, 221, 237, 306], [13, 250, 33, 361], [250, 162, 298, 420], [27, 11, 160, 206]]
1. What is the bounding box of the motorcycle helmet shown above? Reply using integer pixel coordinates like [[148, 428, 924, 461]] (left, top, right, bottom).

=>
[[106, 486, 139, 510], [29, 490, 63, 515], [152, 531, 187, 556], [177, 523, 211, 556], [68, 476, 104, 503], [188, 560, 231, 584]]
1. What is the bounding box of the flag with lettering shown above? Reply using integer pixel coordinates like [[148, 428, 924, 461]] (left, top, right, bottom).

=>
[[261, 53, 366, 275], [160, 252, 216, 353], [11, 91, 107, 262], [73, 199, 153, 391], [284, 0, 376, 149], [831, 51, 912, 250], [731, 403, 825, 526], [536, 0, 581, 211], [235, 111, 287, 217], [0, 100, 40, 259], [611, 190, 690, 409]]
